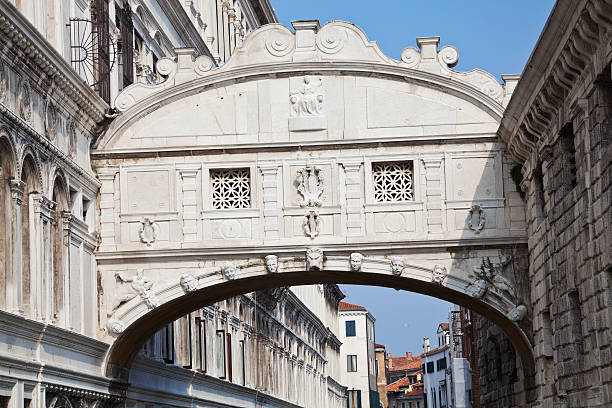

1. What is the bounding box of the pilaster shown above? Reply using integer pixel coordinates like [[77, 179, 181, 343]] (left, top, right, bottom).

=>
[[8, 179, 25, 314], [178, 166, 200, 242], [259, 163, 281, 240], [341, 161, 363, 237], [32, 194, 55, 322], [97, 167, 119, 251], [422, 156, 444, 237]]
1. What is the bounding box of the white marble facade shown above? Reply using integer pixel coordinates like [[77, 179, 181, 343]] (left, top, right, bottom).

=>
[[1, 1, 533, 407]]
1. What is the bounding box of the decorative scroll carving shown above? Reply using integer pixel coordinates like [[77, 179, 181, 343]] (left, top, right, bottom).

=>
[[316, 26, 345, 54], [265, 255, 279, 273], [109, 269, 155, 315], [138, 218, 159, 245], [390, 256, 405, 276], [290, 75, 324, 117], [44, 98, 58, 141], [350, 253, 364, 272], [180, 274, 197, 293], [16, 78, 32, 121], [306, 248, 323, 272], [265, 31, 294, 57], [468, 204, 486, 233], [297, 164, 323, 207], [400, 47, 421, 68], [302, 209, 321, 238], [221, 261, 237, 280], [432, 265, 447, 285]]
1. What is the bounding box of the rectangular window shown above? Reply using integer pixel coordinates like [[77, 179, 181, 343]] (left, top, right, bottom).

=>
[[196, 316, 207, 372], [402, 403, 406, 408], [347, 355, 357, 372], [345, 320, 356, 337], [436, 357, 447, 371], [210, 168, 251, 209], [409, 403, 413, 408], [162, 322, 174, 364], [92, 0, 110, 103], [347, 390, 361, 408], [372, 161, 414, 202], [118, 2, 134, 88], [226, 332, 233, 382], [216, 330, 226, 379], [426, 361, 434, 373], [239, 340, 246, 386]]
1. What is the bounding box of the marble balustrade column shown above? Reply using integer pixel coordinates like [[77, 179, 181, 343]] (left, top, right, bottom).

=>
[[178, 166, 200, 242], [341, 161, 363, 237], [422, 156, 444, 237], [97, 167, 119, 251], [259, 164, 281, 240]]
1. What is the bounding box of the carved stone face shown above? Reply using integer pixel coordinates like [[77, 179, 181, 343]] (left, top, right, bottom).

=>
[[180, 274, 197, 293], [265, 255, 278, 273], [508, 304, 527, 322], [390, 256, 404, 276], [432, 265, 447, 284], [221, 262, 237, 280], [350, 253, 363, 271], [306, 248, 323, 271], [469, 279, 488, 299]]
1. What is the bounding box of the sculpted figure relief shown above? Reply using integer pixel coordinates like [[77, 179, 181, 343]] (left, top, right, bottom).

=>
[[390, 256, 405, 276], [180, 274, 197, 293], [302, 209, 322, 238], [290, 75, 324, 117], [469, 257, 520, 304], [265, 255, 279, 273], [306, 248, 324, 272], [432, 265, 448, 285], [350, 253, 364, 272], [109, 269, 156, 315], [221, 261, 237, 280]]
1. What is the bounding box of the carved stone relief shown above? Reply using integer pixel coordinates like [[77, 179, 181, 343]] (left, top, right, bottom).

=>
[[297, 164, 324, 208], [468, 204, 486, 232], [46, 384, 117, 408], [349, 253, 364, 272], [221, 261, 237, 280], [432, 264, 447, 285], [107, 317, 125, 334], [265, 255, 279, 273], [67, 120, 77, 158], [306, 248, 323, 272], [139, 218, 159, 245], [265, 30, 294, 57], [302, 209, 321, 238], [290, 75, 324, 117], [16, 78, 32, 121], [44, 98, 58, 141], [109, 269, 155, 315], [508, 304, 528, 322], [180, 274, 197, 293], [390, 256, 405, 276]]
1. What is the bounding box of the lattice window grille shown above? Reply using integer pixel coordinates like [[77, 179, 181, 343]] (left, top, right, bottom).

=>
[[210, 168, 251, 209], [372, 161, 414, 202]]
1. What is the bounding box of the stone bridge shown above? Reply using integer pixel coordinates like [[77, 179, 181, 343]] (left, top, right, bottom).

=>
[[93, 20, 533, 397]]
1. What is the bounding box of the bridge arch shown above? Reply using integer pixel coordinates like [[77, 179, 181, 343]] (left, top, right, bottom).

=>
[[95, 19, 533, 400]]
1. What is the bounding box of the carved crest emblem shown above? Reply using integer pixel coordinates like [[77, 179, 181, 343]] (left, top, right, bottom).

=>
[[16, 78, 32, 121], [139, 218, 159, 245], [297, 164, 323, 208], [302, 209, 322, 239], [468, 204, 486, 233]]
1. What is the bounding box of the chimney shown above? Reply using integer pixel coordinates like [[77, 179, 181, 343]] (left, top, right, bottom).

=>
[[423, 338, 430, 353], [406, 352, 412, 359]]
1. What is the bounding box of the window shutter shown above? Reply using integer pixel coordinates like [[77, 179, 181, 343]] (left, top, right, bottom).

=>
[[357, 390, 362, 408], [93, 0, 110, 103], [120, 3, 134, 87]]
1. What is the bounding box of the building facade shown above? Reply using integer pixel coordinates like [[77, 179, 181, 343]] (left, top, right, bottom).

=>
[[375, 344, 389, 407], [339, 302, 379, 408]]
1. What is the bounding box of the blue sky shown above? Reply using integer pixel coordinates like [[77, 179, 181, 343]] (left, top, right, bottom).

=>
[[271, 0, 555, 355]]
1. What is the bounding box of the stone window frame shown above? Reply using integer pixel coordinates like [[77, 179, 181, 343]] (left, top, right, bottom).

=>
[[201, 162, 259, 212], [363, 154, 423, 208]]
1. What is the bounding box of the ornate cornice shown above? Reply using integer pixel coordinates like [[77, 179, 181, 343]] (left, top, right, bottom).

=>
[[0, 2, 107, 123], [498, 0, 612, 162]]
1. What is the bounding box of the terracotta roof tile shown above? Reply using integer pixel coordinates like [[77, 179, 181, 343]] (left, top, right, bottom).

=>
[[339, 301, 366, 311], [388, 353, 423, 372], [375, 343, 385, 348], [439, 323, 449, 331]]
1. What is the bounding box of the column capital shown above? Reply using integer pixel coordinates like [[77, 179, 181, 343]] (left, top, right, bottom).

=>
[[176, 164, 201, 177], [9, 179, 26, 205], [96, 167, 119, 180], [340, 161, 362, 171], [258, 162, 281, 174], [32, 194, 56, 220], [421, 155, 444, 167]]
